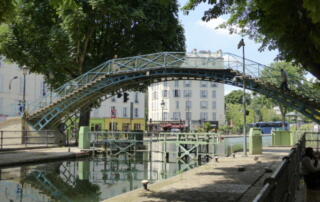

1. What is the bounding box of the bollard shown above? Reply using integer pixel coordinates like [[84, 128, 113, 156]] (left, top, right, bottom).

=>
[[214, 156, 219, 162], [249, 128, 262, 155], [79, 126, 90, 149], [141, 180, 149, 191]]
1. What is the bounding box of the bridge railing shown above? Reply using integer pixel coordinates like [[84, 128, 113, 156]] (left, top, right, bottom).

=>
[[27, 51, 319, 115], [253, 132, 320, 202]]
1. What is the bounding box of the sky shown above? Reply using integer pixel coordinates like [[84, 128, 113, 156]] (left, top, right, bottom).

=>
[[177, 0, 279, 95]]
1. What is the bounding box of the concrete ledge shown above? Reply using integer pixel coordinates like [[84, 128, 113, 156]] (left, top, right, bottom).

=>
[[0, 147, 90, 168]]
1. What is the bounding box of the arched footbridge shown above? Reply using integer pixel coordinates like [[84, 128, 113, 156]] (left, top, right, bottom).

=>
[[26, 52, 320, 130]]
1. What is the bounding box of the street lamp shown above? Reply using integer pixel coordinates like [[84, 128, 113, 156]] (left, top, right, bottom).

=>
[[9, 76, 18, 90], [22, 66, 28, 116], [237, 38, 247, 156], [161, 99, 165, 124]]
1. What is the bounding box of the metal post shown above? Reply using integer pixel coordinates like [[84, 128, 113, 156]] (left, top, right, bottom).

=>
[[238, 38, 247, 156], [242, 40, 247, 156], [0, 131, 3, 149], [46, 130, 48, 147]]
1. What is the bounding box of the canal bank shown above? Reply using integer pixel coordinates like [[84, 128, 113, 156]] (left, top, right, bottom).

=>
[[104, 146, 291, 202], [0, 147, 89, 168]]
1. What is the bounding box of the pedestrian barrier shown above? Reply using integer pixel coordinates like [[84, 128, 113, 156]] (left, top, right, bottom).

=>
[[0, 130, 62, 150], [253, 132, 320, 202]]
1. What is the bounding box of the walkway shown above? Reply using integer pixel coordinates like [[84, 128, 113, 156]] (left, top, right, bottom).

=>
[[0, 147, 89, 168], [104, 147, 292, 202]]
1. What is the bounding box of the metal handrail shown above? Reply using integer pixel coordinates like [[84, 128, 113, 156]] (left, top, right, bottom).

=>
[[253, 132, 307, 202]]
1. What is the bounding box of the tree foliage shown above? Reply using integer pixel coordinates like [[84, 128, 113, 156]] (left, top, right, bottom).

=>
[[0, 0, 185, 87], [183, 0, 320, 80], [0, 0, 185, 126], [225, 89, 251, 105]]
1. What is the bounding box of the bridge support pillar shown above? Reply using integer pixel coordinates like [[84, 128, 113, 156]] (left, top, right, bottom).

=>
[[272, 130, 291, 146], [78, 161, 90, 180], [249, 128, 262, 155], [79, 126, 90, 149]]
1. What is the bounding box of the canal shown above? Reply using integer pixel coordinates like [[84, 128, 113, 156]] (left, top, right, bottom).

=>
[[0, 135, 272, 202]]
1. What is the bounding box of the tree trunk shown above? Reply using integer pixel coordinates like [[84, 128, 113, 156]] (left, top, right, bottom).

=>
[[79, 107, 91, 127], [279, 105, 287, 128]]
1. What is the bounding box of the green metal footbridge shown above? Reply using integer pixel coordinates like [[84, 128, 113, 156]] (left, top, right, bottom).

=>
[[25, 52, 320, 130]]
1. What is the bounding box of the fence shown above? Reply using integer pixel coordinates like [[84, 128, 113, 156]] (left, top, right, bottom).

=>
[[0, 130, 62, 150], [253, 132, 320, 202]]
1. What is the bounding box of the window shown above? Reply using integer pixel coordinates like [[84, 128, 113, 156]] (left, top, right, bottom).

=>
[[185, 101, 192, 109], [200, 90, 208, 98], [183, 80, 191, 87], [163, 112, 168, 121], [174, 89, 180, 97], [0, 98, 3, 114], [173, 112, 181, 120], [123, 107, 128, 117], [134, 123, 141, 130], [122, 123, 130, 131], [111, 96, 116, 102], [153, 91, 157, 99], [174, 80, 179, 87], [183, 90, 192, 97], [200, 101, 208, 109], [200, 112, 208, 121], [41, 81, 47, 97], [134, 108, 139, 118], [212, 90, 216, 98], [200, 81, 207, 87], [0, 75, 3, 92], [210, 82, 217, 87], [163, 90, 168, 98], [111, 106, 116, 118], [212, 112, 217, 121], [109, 122, 118, 130], [176, 101, 179, 109], [163, 81, 168, 87], [186, 112, 192, 120], [134, 92, 139, 103], [212, 101, 216, 109]]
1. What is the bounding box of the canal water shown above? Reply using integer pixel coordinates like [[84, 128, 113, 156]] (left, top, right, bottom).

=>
[[0, 152, 202, 202], [0, 135, 272, 202]]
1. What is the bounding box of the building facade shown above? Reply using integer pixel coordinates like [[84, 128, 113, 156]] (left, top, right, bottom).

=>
[[0, 57, 48, 121], [0, 57, 146, 131], [147, 50, 225, 131], [90, 91, 146, 131]]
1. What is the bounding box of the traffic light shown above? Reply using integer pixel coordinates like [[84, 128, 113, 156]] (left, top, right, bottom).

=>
[[117, 93, 122, 98], [123, 92, 129, 102]]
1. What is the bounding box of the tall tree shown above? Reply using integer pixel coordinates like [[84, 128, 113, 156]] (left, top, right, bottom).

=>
[[0, 0, 185, 126], [183, 0, 320, 80]]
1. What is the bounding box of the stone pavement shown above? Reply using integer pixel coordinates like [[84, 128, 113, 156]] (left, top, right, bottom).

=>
[[105, 147, 291, 202], [0, 147, 89, 168]]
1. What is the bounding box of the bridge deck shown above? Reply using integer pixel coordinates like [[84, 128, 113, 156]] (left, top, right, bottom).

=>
[[103, 147, 292, 202]]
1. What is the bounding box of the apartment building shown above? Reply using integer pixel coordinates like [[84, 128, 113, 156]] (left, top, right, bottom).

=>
[[147, 50, 225, 131]]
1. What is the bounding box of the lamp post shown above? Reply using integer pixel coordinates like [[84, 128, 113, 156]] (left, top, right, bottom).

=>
[[22, 66, 28, 116], [161, 100, 165, 130], [9, 76, 18, 91], [238, 38, 247, 156]]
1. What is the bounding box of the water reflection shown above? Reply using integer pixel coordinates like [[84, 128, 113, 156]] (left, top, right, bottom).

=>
[[0, 151, 201, 202]]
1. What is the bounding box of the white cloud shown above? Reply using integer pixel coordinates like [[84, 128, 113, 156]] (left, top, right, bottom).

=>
[[198, 17, 239, 37]]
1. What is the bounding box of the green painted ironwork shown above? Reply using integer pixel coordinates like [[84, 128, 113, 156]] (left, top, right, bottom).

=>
[[24, 52, 320, 130]]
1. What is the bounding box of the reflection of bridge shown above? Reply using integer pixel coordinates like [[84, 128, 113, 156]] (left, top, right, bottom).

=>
[[25, 52, 320, 130]]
